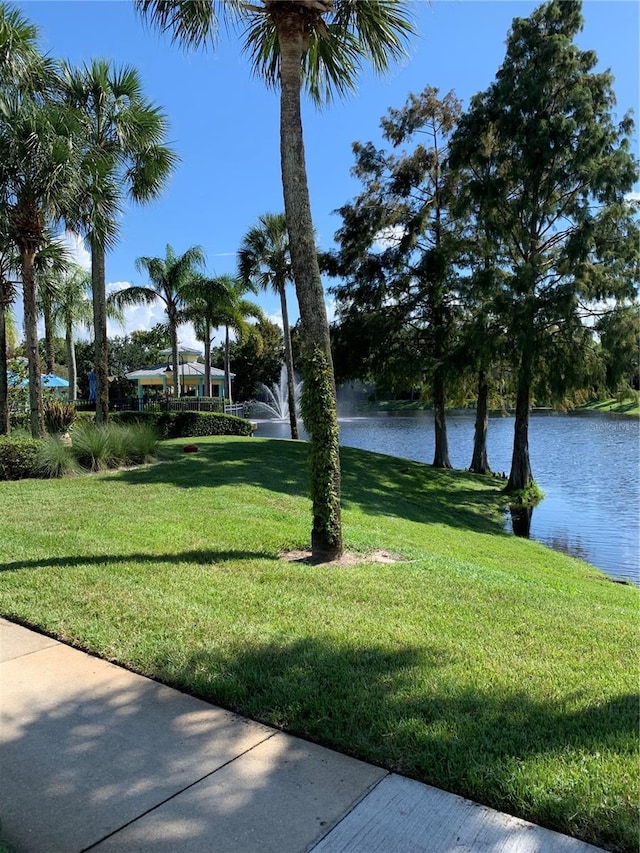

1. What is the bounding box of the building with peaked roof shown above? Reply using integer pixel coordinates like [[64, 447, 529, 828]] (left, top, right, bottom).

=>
[[125, 347, 232, 401]]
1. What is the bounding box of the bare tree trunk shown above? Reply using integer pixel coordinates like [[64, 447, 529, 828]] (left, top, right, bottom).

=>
[[0, 301, 9, 434], [279, 284, 299, 439], [470, 368, 490, 474], [91, 237, 109, 425], [43, 300, 55, 374], [66, 319, 77, 402], [277, 10, 342, 559], [204, 334, 212, 397], [21, 246, 44, 438], [432, 367, 451, 468], [507, 369, 533, 491], [170, 320, 180, 397], [224, 325, 232, 406]]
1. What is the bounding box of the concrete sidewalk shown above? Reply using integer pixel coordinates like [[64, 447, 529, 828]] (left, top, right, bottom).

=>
[[1, 617, 606, 853]]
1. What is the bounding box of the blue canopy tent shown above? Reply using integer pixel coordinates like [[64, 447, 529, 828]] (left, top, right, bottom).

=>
[[41, 374, 69, 389]]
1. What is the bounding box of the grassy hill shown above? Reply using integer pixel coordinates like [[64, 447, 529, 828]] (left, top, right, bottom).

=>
[[0, 436, 637, 851]]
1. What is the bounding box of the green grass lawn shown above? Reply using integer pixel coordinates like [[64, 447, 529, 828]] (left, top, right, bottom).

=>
[[576, 397, 640, 417], [0, 436, 637, 852]]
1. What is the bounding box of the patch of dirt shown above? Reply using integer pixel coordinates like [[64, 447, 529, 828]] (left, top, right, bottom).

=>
[[280, 549, 401, 567]]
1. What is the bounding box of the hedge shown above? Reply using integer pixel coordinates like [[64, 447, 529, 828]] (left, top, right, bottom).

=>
[[0, 437, 42, 480], [109, 410, 255, 439]]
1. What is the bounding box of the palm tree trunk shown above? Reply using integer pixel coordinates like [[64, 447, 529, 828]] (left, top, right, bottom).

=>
[[277, 9, 342, 560], [470, 368, 490, 474], [279, 284, 299, 439], [43, 301, 55, 374], [0, 301, 9, 435], [66, 319, 77, 402], [224, 325, 232, 406], [21, 246, 44, 438], [204, 335, 212, 398], [170, 321, 180, 397], [91, 237, 109, 425]]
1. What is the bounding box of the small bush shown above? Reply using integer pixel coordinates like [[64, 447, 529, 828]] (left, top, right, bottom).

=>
[[0, 437, 41, 480], [70, 422, 114, 471], [36, 435, 81, 478], [70, 422, 159, 471], [43, 400, 77, 434], [125, 423, 159, 464]]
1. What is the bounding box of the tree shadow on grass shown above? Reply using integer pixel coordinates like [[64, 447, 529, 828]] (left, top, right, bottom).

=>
[[148, 635, 637, 853], [0, 549, 275, 573], [118, 439, 508, 536]]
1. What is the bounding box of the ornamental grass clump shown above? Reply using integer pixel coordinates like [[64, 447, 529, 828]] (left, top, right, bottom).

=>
[[70, 422, 159, 471], [36, 434, 81, 478], [122, 423, 159, 465], [70, 422, 117, 471]]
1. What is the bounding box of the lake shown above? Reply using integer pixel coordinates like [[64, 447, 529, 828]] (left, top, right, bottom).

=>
[[253, 411, 639, 585]]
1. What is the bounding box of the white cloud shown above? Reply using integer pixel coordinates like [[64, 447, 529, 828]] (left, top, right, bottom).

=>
[[624, 191, 640, 202], [59, 231, 91, 270], [374, 224, 405, 251]]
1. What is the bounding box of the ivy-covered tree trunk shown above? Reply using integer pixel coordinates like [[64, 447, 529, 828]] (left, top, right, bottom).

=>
[[21, 245, 44, 438], [470, 368, 490, 474], [91, 237, 109, 425], [277, 9, 342, 559], [279, 284, 299, 440]]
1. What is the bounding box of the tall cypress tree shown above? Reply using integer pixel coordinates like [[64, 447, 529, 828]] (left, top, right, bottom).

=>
[[450, 0, 639, 492]]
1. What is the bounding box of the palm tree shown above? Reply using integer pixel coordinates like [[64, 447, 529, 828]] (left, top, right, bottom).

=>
[[211, 275, 264, 407], [0, 14, 82, 437], [48, 264, 116, 403], [238, 212, 298, 439], [61, 59, 177, 424], [135, 0, 414, 558], [181, 275, 232, 398], [110, 244, 205, 397], [0, 225, 19, 435], [35, 239, 72, 375]]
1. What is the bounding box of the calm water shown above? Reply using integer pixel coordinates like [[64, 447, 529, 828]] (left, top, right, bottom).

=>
[[254, 412, 639, 584]]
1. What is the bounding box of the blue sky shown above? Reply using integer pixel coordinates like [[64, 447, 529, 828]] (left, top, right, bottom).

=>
[[17, 0, 640, 349]]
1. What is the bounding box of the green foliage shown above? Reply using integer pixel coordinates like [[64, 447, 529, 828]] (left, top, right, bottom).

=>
[[0, 436, 40, 479], [300, 347, 342, 557], [504, 479, 544, 506], [70, 422, 119, 471], [43, 400, 77, 434], [109, 409, 254, 439], [216, 319, 283, 401], [36, 434, 80, 478], [68, 421, 160, 472]]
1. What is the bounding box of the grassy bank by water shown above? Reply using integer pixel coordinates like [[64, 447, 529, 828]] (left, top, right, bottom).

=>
[[0, 436, 637, 851], [575, 397, 640, 417]]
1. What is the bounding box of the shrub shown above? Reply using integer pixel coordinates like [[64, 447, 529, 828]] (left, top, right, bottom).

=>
[[43, 401, 77, 434], [0, 437, 41, 480], [110, 410, 254, 439], [70, 422, 160, 471], [36, 435, 81, 478], [70, 422, 115, 471], [122, 423, 159, 465]]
